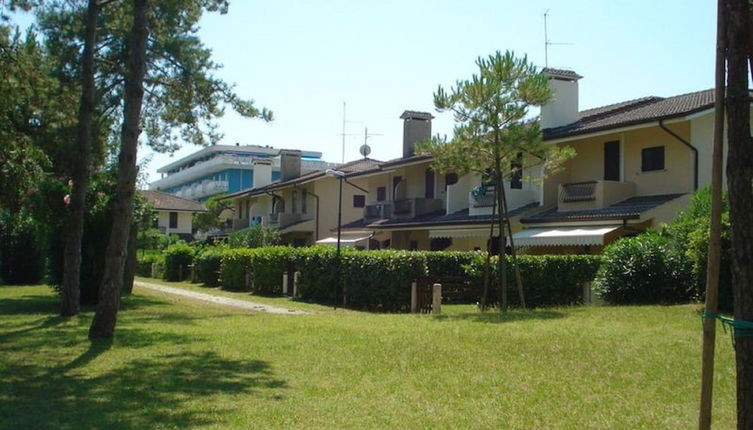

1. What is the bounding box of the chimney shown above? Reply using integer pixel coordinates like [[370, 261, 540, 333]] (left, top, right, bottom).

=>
[[400, 110, 433, 158], [279, 149, 301, 181], [252, 158, 273, 188], [540, 68, 582, 130]]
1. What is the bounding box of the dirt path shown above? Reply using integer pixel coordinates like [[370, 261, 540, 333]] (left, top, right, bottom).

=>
[[134, 280, 309, 315]]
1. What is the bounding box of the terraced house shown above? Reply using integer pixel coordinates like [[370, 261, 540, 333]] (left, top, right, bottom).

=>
[[223, 69, 731, 253]]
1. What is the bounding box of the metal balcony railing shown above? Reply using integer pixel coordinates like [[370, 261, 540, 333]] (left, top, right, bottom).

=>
[[559, 181, 597, 203]]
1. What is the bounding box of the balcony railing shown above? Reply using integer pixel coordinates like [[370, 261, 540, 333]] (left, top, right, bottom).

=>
[[470, 187, 496, 208], [364, 203, 392, 220], [391, 198, 443, 219], [559, 181, 597, 203]]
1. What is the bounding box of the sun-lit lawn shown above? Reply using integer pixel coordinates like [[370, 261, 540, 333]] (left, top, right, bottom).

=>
[[0, 283, 737, 429]]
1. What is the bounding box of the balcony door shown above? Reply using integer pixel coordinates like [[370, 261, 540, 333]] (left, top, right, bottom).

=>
[[604, 140, 620, 181]]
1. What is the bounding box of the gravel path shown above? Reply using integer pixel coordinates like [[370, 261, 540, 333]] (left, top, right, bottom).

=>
[[134, 280, 308, 315]]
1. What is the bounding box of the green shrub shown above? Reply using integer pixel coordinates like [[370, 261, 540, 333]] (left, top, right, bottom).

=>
[[220, 246, 296, 293], [294, 246, 339, 302], [594, 233, 694, 304], [220, 248, 255, 290], [424, 251, 475, 277], [136, 252, 164, 278], [194, 246, 225, 286], [228, 226, 281, 249], [342, 250, 426, 311], [163, 242, 195, 281], [465, 254, 601, 307]]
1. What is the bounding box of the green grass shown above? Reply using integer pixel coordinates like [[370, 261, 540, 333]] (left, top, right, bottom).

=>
[[0, 284, 737, 429]]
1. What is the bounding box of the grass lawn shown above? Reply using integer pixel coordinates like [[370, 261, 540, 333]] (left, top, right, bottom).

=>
[[0, 283, 737, 429]]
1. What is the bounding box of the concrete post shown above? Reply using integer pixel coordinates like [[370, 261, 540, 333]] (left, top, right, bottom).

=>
[[151, 262, 158, 278], [293, 271, 300, 297], [582, 281, 591, 305], [432, 283, 442, 314], [178, 264, 184, 281], [245, 269, 251, 290], [189, 264, 195, 283], [410, 281, 418, 313], [282, 272, 289, 295]]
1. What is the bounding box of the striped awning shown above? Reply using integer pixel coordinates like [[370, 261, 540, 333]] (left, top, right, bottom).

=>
[[429, 227, 498, 239], [512, 226, 619, 247]]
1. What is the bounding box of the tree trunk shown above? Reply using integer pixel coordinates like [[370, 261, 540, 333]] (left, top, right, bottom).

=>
[[89, 0, 149, 339], [499, 183, 526, 310], [494, 157, 507, 313], [60, 0, 98, 317], [724, 0, 753, 427], [121, 223, 138, 295], [480, 188, 496, 311]]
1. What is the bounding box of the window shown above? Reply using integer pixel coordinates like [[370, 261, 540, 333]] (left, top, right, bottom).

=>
[[377, 186, 386, 202], [510, 153, 523, 189], [641, 146, 665, 172], [292, 190, 298, 213], [353, 195, 366, 208], [409, 240, 418, 251], [301, 189, 307, 214], [445, 173, 458, 186], [392, 176, 403, 199], [169, 212, 178, 229], [430, 238, 452, 251], [425, 168, 435, 198]]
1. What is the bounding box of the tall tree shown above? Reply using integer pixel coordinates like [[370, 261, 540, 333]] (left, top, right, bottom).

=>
[[60, 0, 98, 317], [724, 0, 753, 427], [417, 51, 573, 311], [87, 0, 271, 338], [89, 0, 149, 339]]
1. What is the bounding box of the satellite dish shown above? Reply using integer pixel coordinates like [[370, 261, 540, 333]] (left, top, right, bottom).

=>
[[359, 143, 371, 158]]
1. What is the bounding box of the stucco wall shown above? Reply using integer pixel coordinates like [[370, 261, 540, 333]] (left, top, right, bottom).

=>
[[157, 210, 193, 235]]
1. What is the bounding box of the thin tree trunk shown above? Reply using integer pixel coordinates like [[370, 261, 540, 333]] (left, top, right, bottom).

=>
[[724, 0, 753, 427], [122, 223, 138, 295], [499, 183, 526, 310], [61, 0, 98, 317], [699, 1, 727, 428], [480, 187, 496, 311], [494, 156, 507, 313], [89, 0, 149, 339]]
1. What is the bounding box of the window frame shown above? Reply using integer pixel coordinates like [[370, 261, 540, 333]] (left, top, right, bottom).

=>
[[641, 146, 665, 172]]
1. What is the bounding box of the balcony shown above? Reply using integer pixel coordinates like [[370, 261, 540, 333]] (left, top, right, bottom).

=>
[[267, 212, 302, 229], [558, 180, 636, 211], [391, 198, 443, 219], [364, 203, 392, 220], [232, 218, 249, 231], [470, 187, 496, 208]]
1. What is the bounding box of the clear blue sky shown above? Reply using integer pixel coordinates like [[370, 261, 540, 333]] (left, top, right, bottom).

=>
[[142, 1, 715, 182]]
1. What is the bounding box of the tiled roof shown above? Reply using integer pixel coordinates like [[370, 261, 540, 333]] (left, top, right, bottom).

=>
[[334, 157, 382, 173], [141, 190, 206, 212], [521, 194, 686, 224], [342, 202, 540, 230], [542, 68, 582, 80], [400, 110, 434, 120], [544, 89, 714, 140]]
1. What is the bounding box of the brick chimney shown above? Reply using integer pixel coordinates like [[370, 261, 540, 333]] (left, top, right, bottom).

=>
[[540, 68, 582, 129], [400, 110, 433, 157], [279, 149, 301, 181]]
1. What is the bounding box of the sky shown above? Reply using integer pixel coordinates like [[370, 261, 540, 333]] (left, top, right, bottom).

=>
[[136, 1, 716, 183]]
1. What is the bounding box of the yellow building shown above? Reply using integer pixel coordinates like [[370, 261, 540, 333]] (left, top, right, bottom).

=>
[[223, 73, 727, 254]]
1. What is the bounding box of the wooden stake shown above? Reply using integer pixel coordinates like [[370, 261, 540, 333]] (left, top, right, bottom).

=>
[[699, 1, 726, 428]]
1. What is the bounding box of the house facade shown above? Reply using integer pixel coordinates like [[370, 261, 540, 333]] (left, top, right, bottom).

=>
[[222, 71, 732, 254], [141, 190, 206, 240], [148, 144, 335, 201]]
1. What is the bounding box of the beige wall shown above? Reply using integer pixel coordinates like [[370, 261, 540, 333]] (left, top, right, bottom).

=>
[[157, 210, 193, 235], [553, 122, 695, 203], [314, 176, 369, 240]]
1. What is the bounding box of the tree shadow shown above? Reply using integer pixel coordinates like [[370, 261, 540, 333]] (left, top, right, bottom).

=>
[[0, 294, 60, 315], [1, 349, 286, 429], [432, 309, 566, 324]]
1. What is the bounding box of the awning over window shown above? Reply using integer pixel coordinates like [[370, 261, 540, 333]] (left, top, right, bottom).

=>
[[429, 228, 498, 239], [316, 233, 373, 246], [512, 226, 619, 247]]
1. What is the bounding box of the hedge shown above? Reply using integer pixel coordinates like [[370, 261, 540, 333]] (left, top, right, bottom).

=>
[[465, 254, 602, 307], [593, 233, 694, 305], [136, 253, 164, 278], [219, 246, 599, 311], [163, 243, 195, 282], [194, 247, 224, 286], [220, 246, 295, 293]]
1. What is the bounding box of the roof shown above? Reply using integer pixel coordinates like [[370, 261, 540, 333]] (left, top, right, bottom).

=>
[[521, 193, 686, 224], [542, 67, 582, 80], [400, 110, 434, 121], [140, 190, 206, 212], [544, 89, 715, 140], [222, 157, 383, 200], [341, 202, 540, 230]]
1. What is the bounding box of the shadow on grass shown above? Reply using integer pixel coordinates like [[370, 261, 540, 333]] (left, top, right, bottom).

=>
[[1, 348, 286, 429], [432, 309, 566, 324]]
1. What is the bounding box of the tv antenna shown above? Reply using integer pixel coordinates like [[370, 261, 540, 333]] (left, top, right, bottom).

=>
[[543, 10, 573, 67], [360, 127, 382, 159], [337, 102, 360, 163]]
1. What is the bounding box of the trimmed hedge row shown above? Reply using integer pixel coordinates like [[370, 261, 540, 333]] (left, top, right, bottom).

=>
[[194, 247, 224, 287], [217, 246, 600, 310], [164, 243, 195, 281], [465, 254, 602, 307]]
